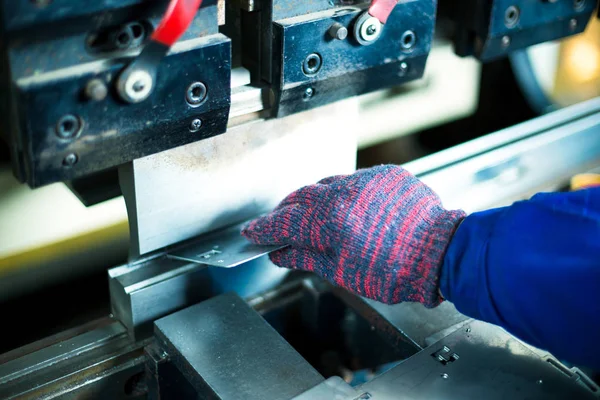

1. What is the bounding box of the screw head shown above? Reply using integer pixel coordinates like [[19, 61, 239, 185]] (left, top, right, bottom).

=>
[[303, 87, 314, 101], [118, 69, 153, 103], [441, 373, 449, 379], [398, 62, 409, 76], [56, 114, 82, 139], [355, 12, 382, 46], [504, 5, 520, 28], [186, 82, 208, 107], [63, 153, 78, 167], [569, 18, 578, 31], [189, 118, 202, 132], [328, 22, 348, 40], [400, 30, 416, 50], [466, 327, 472, 333], [501, 35, 511, 48], [537, 379, 543, 385], [302, 53, 323, 76], [85, 79, 108, 101]]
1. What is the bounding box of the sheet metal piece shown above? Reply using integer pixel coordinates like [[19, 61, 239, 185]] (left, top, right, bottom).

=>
[[167, 222, 285, 268]]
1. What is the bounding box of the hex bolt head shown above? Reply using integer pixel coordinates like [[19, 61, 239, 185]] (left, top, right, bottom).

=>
[[63, 153, 79, 167], [85, 79, 108, 101], [328, 22, 348, 40], [186, 82, 208, 107], [189, 118, 203, 132]]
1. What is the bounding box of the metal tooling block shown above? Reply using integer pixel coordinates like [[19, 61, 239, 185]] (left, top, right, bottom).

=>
[[154, 292, 324, 400]]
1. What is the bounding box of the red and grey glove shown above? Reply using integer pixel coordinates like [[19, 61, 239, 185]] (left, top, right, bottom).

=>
[[242, 165, 466, 308]]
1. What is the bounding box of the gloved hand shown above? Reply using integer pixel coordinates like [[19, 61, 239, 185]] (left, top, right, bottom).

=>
[[242, 165, 466, 308]]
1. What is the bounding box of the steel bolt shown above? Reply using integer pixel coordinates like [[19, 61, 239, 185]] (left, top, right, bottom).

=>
[[328, 22, 348, 40], [569, 18, 578, 31], [504, 5, 520, 28], [186, 82, 208, 107], [56, 114, 82, 139], [302, 53, 323, 76], [189, 118, 203, 132], [85, 79, 108, 101], [63, 153, 78, 167], [501, 35, 511, 48], [303, 87, 314, 101], [441, 373, 449, 379], [400, 30, 416, 50], [355, 12, 382, 46], [118, 69, 154, 103]]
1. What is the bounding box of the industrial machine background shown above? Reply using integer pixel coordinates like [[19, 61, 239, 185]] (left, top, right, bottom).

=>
[[1, 0, 600, 399]]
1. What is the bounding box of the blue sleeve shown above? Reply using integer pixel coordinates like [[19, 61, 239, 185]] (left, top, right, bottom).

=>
[[439, 188, 600, 370]]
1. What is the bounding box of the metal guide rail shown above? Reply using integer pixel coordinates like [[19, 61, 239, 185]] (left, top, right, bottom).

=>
[[1, 98, 599, 400]]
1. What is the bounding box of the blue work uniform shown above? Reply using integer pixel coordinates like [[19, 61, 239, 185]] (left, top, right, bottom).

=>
[[440, 187, 600, 370]]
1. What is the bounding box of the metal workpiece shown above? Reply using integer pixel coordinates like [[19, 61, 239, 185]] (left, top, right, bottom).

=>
[[270, 1, 435, 116], [153, 293, 324, 400], [120, 100, 358, 257], [404, 97, 600, 212], [108, 253, 289, 340], [451, 0, 598, 60], [167, 221, 285, 268]]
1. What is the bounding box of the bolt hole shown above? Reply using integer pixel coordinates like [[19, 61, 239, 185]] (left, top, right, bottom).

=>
[[400, 31, 416, 50], [192, 86, 203, 98], [131, 24, 144, 39]]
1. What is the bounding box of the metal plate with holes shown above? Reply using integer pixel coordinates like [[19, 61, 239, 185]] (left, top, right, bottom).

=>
[[271, 2, 435, 116], [167, 222, 285, 268]]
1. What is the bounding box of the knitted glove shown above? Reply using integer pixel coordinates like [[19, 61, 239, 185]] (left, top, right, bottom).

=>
[[242, 165, 466, 307]]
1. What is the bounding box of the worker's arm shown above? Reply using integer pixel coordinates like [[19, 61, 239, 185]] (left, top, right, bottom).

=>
[[440, 188, 600, 370], [243, 165, 600, 369]]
